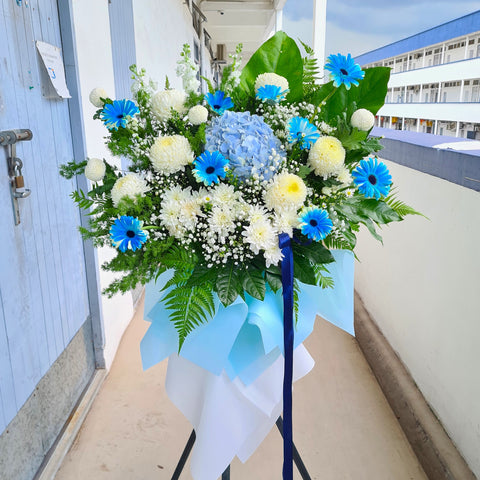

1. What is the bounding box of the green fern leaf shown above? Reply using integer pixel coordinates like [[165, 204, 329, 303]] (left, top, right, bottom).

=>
[[162, 284, 215, 350], [385, 189, 426, 219]]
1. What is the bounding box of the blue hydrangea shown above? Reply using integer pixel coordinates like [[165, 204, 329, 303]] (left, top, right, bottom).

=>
[[205, 110, 286, 181]]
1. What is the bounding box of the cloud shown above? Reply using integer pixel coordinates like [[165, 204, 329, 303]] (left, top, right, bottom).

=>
[[327, 2, 479, 39], [283, 0, 313, 21]]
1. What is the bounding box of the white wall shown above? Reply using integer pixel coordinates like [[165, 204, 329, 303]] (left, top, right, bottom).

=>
[[354, 160, 480, 477], [72, 0, 133, 369], [379, 102, 479, 123], [132, 0, 195, 91], [389, 57, 480, 88]]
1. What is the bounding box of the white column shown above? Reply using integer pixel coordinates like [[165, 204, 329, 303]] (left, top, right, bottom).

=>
[[422, 49, 426, 68], [313, 0, 327, 81], [434, 119, 438, 135], [419, 84, 423, 102], [437, 82, 442, 103], [460, 79, 465, 102], [275, 9, 283, 32], [404, 85, 407, 103], [406, 54, 410, 71], [389, 116, 393, 129], [441, 43, 446, 64], [402, 117, 405, 130], [464, 36, 469, 59], [416, 119, 420, 132], [455, 121, 460, 137]]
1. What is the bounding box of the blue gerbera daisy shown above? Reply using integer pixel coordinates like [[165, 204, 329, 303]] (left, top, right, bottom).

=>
[[325, 53, 365, 90], [193, 151, 229, 185], [287, 117, 320, 149], [101, 99, 139, 130], [256, 84, 288, 104], [205, 91, 234, 115], [352, 158, 392, 200], [299, 208, 333, 241], [110, 216, 148, 252]]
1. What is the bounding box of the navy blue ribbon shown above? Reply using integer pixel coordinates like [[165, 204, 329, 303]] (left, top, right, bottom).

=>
[[279, 233, 294, 480]]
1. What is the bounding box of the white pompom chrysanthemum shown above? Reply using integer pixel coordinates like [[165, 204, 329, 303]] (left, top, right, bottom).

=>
[[264, 172, 307, 212], [337, 166, 352, 185], [264, 244, 284, 267], [308, 136, 346, 178], [89, 88, 108, 108], [111, 173, 149, 207], [84, 158, 106, 182], [149, 135, 193, 174], [254, 73, 289, 93], [242, 218, 277, 255], [350, 108, 375, 131], [188, 105, 208, 125], [151, 89, 187, 122]]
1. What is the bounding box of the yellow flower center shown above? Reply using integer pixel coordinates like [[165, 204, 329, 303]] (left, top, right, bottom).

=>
[[160, 137, 174, 147]]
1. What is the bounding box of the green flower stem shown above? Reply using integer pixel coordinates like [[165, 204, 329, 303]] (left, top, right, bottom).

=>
[[311, 88, 336, 121]]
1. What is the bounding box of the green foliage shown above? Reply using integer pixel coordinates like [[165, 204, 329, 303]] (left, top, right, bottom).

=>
[[312, 67, 391, 126], [299, 39, 321, 96], [240, 267, 266, 301], [216, 263, 243, 306], [59, 160, 87, 179], [385, 188, 426, 219], [239, 31, 304, 102], [162, 283, 215, 350], [313, 264, 335, 289]]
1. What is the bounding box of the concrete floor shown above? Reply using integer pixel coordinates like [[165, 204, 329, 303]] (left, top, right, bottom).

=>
[[55, 296, 428, 480]]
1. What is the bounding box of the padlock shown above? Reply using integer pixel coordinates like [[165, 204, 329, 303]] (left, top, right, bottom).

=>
[[15, 176, 25, 188]]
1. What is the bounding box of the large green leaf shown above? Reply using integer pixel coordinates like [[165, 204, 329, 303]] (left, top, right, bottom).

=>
[[293, 255, 317, 286], [239, 31, 304, 102], [216, 263, 242, 306], [313, 67, 390, 122], [241, 267, 266, 300]]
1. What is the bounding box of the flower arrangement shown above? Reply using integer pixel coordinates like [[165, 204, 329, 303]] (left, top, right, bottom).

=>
[[60, 33, 419, 349]]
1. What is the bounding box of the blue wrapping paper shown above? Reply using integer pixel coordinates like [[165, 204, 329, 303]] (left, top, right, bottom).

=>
[[140, 250, 354, 385]]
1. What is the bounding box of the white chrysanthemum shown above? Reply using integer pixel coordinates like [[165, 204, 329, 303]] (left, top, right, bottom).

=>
[[322, 186, 333, 196], [163, 185, 192, 204], [350, 108, 375, 131], [242, 218, 277, 255], [188, 105, 208, 125], [264, 245, 283, 267], [84, 158, 106, 182], [274, 208, 300, 237], [264, 172, 307, 212], [151, 89, 187, 122], [179, 198, 202, 230], [89, 88, 108, 108], [149, 135, 193, 174], [248, 204, 270, 224], [209, 206, 236, 237], [337, 167, 352, 185], [212, 184, 241, 207], [111, 173, 149, 207], [254, 73, 289, 93], [308, 136, 346, 178], [159, 199, 186, 238]]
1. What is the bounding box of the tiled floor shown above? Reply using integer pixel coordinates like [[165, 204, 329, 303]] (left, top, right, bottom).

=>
[[55, 295, 427, 480]]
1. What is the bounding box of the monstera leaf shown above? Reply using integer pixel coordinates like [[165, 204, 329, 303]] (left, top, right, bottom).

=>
[[239, 31, 304, 102]]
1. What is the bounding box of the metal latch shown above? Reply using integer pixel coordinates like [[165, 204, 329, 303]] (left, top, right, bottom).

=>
[[0, 129, 33, 225]]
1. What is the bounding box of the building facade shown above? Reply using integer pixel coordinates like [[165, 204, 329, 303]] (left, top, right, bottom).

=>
[[356, 10, 480, 139]]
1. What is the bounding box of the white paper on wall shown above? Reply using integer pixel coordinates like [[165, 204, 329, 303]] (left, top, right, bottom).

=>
[[35, 40, 71, 99]]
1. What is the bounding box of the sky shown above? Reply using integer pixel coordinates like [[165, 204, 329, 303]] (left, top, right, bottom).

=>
[[282, 0, 480, 58]]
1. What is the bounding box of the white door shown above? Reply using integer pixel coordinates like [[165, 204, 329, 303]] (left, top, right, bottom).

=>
[[0, 0, 91, 435]]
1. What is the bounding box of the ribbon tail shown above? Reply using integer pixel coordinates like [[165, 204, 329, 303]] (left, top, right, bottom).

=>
[[279, 233, 294, 480]]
